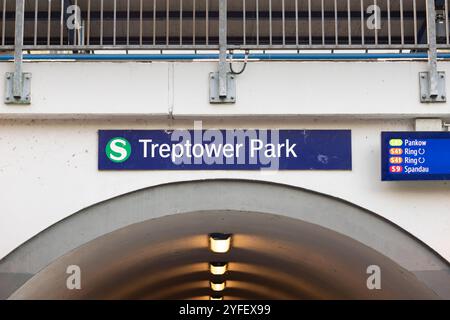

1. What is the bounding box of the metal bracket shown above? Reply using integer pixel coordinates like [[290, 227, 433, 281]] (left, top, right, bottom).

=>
[[5, 72, 31, 104], [419, 71, 446, 103], [444, 122, 450, 131], [5, 0, 31, 105], [209, 0, 236, 104], [209, 72, 236, 104], [420, 0, 445, 104]]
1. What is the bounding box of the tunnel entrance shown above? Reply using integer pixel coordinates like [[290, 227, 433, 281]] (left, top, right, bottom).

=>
[[7, 211, 442, 300], [1, 180, 449, 299]]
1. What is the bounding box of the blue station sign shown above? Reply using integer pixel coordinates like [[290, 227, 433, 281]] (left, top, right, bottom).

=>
[[98, 129, 352, 171], [382, 132, 450, 181]]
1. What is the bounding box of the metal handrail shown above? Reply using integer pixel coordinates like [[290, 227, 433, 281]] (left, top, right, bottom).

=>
[[0, 0, 447, 53], [0, 52, 449, 61], [1, 1, 446, 105]]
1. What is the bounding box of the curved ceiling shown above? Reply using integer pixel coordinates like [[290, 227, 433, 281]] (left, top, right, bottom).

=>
[[10, 211, 440, 300], [2, 179, 449, 300]]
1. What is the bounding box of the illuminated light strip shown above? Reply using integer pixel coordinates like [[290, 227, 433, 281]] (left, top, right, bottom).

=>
[[211, 281, 226, 292], [208, 234, 231, 298], [210, 262, 228, 276], [209, 233, 232, 253]]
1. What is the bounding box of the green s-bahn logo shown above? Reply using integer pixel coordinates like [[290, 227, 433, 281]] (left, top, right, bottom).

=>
[[105, 137, 131, 163]]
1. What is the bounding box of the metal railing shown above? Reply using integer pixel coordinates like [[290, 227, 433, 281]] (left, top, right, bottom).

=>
[[1, 1, 449, 105], [0, 0, 449, 52]]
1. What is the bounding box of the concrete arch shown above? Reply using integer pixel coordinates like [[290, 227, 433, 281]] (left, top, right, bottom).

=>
[[0, 179, 449, 299]]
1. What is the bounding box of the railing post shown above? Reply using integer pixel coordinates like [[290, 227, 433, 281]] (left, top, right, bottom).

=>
[[428, 0, 439, 97], [218, 0, 228, 98], [5, 0, 31, 105], [420, 0, 446, 103], [13, 0, 24, 98], [209, 0, 236, 104]]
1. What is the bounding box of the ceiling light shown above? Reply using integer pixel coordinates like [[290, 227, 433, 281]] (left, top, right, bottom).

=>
[[210, 296, 223, 300], [209, 233, 232, 253], [210, 262, 228, 275], [210, 281, 226, 292]]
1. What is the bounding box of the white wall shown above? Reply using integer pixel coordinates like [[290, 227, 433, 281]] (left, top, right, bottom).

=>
[[0, 61, 450, 119], [0, 118, 450, 263], [0, 60, 449, 262]]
